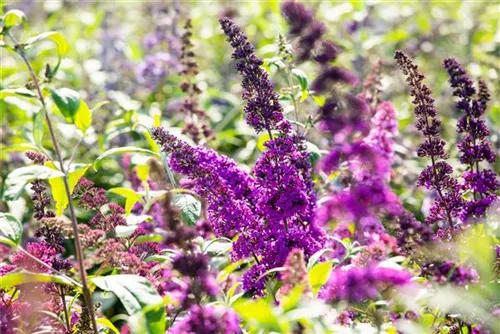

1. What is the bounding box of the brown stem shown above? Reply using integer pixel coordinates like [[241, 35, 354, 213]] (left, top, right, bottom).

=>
[[16, 49, 98, 333], [59, 285, 71, 331]]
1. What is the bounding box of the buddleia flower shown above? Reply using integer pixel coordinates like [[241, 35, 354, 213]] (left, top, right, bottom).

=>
[[395, 50, 464, 228], [443, 58, 499, 222]]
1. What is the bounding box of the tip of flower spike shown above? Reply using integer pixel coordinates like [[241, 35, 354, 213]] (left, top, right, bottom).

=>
[[394, 49, 406, 59]]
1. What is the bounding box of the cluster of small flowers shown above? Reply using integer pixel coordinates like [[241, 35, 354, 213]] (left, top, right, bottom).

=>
[[136, 52, 182, 90], [281, 0, 340, 63], [219, 17, 290, 135], [72, 177, 162, 278], [179, 19, 213, 144], [153, 16, 325, 294], [421, 261, 479, 285], [319, 264, 412, 303], [142, 4, 182, 55], [24, 151, 55, 220], [282, 3, 446, 310], [395, 52, 500, 288], [284, 3, 407, 253], [170, 305, 240, 334], [136, 5, 182, 90], [395, 50, 464, 228], [1, 219, 73, 332], [442, 58, 499, 222]]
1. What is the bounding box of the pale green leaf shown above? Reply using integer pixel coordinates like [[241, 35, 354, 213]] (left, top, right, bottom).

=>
[[45, 162, 90, 216], [2, 9, 26, 28], [96, 318, 120, 334], [0, 272, 75, 289], [93, 147, 159, 170], [0, 213, 22, 246], [25, 31, 68, 56], [92, 275, 165, 334], [3, 165, 64, 201], [308, 261, 333, 295], [33, 109, 45, 147], [108, 187, 142, 214], [75, 99, 92, 133]]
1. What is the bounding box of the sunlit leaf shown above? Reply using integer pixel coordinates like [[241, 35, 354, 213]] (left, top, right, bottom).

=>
[[108, 187, 142, 214], [0, 213, 22, 246], [2, 9, 26, 28], [0, 88, 36, 99], [3, 165, 65, 201], [96, 318, 120, 334], [74, 100, 92, 133], [25, 31, 68, 56], [308, 261, 333, 295], [0, 272, 75, 289], [33, 109, 45, 147], [93, 147, 159, 170], [234, 299, 285, 332], [45, 162, 90, 216], [92, 275, 165, 334]]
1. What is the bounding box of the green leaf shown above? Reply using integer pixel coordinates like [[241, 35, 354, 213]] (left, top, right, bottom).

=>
[[308, 261, 333, 295], [0, 237, 17, 248], [92, 275, 165, 334], [3, 165, 65, 201], [305, 141, 323, 164], [93, 147, 159, 170], [75, 100, 92, 133], [312, 95, 326, 107], [203, 238, 232, 256], [307, 248, 334, 271], [25, 31, 68, 56], [2, 9, 26, 28], [0, 272, 75, 289], [45, 162, 90, 216], [33, 109, 45, 147], [0, 213, 22, 246], [128, 303, 166, 334], [115, 225, 140, 238], [136, 164, 149, 182], [91, 101, 109, 113], [173, 194, 201, 226], [281, 285, 304, 312], [50, 88, 81, 123], [2, 143, 40, 152], [292, 68, 308, 91], [257, 132, 271, 152], [0, 88, 36, 99], [96, 318, 120, 334], [234, 299, 285, 332], [108, 188, 142, 214]]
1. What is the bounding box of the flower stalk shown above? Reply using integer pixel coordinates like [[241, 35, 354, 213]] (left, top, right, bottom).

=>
[[13, 45, 98, 334]]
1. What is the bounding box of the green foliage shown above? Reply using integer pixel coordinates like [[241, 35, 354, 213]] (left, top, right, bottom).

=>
[[173, 193, 201, 226], [0, 272, 76, 288], [3, 165, 65, 201], [2, 9, 25, 28], [0, 212, 22, 247], [92, 275, 165, 334], [308, 261, 333, 296]]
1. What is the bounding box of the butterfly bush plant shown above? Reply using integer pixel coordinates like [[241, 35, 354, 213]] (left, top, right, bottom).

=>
[[0, 2, 499, 334]]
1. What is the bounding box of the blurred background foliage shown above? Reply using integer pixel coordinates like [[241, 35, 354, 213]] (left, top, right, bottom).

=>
[[1, 0, 499, 219]]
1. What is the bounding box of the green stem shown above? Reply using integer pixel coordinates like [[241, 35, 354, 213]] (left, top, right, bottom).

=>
[[15, 46, 98, 333]]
